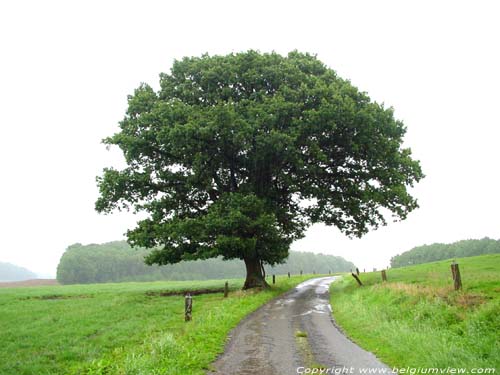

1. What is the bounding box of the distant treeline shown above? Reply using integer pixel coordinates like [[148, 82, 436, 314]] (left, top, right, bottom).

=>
[[0, 262, 37, 282], [390, 237, 500, 268], [57, 241, 355, 284]]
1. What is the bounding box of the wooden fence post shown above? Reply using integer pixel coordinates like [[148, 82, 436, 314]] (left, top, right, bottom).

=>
[[224, 281, 229, 298], [381, 270, 387, 282], [185, 294, 192, 321], [272, 274, 276, 284], [451, 263, 462, 290], [351, 273, 363, 286]]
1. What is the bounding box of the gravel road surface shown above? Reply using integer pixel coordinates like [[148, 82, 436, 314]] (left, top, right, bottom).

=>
[[209, 276, 392, 375]]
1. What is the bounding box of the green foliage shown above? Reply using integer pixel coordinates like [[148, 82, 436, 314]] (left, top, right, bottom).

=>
[[330, 254, 500, 369], [95, 51, 423, 274], [390, 237, 500, 267], [56, 241, 355, 284], [0, 262, 36, 282], [0, 275, 312, 374]]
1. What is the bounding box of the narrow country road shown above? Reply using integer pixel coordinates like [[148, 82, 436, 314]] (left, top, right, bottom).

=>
[[209, 277, 392, 375]]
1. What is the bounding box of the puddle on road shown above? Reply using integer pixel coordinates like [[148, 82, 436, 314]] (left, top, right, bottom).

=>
[[293, 304, 331, 317], [292, 277, 338, 317], [313, 303, 332, 313], [274, 298, 296, 310], [296, 276, 339, 291], [295, 310, 313, 317], [295, 279, 321, 289], [315, 285, 330, 294], [275, 298, 295, 305]]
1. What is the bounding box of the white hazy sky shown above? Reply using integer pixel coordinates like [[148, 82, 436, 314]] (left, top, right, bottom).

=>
[[1, 1, 499, 277]]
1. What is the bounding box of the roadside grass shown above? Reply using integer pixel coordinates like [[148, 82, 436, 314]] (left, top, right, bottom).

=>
[[0, 274, 315, 374], [330, 254, 500, 370], [295, 330, 308, 337]]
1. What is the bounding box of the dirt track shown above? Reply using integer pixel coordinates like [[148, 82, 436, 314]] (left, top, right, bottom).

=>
[[0, 279, 59, 288], [209, 277, 391, 375]]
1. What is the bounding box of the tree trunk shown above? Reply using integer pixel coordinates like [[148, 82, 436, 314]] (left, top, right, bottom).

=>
[[243, 257, 269, 289]]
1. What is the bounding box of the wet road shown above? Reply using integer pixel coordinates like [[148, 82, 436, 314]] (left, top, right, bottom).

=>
[[209, 277, 391, 375]]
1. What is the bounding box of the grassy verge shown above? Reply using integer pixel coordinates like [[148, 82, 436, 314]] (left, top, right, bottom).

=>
[[330, 254, 499, 370], [0, 274, 314, 374]]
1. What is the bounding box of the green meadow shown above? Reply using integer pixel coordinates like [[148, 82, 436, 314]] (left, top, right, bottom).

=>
[[330, 254, 500, 370], [0, 275, 312, 375]]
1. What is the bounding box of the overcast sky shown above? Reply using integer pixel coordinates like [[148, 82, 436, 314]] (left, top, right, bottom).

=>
[[1, 0, 499, 277]]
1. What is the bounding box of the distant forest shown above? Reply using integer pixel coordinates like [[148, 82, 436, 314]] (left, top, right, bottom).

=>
[[390, 237, 500, 268], [0, 262, 37, 282], [57, 241, 355, 284]]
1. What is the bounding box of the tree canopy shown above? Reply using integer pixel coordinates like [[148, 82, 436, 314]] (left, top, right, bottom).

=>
[[390, 237, 500, 268], [96, 51, 423, 288]]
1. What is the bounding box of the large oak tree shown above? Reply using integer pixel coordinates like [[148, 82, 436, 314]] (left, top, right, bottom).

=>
[[96, 51, 423, 289]]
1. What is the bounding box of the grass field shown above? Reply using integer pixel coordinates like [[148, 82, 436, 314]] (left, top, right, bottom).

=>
[[330, 254, 500, 370], [0, 274, 313, 374]]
